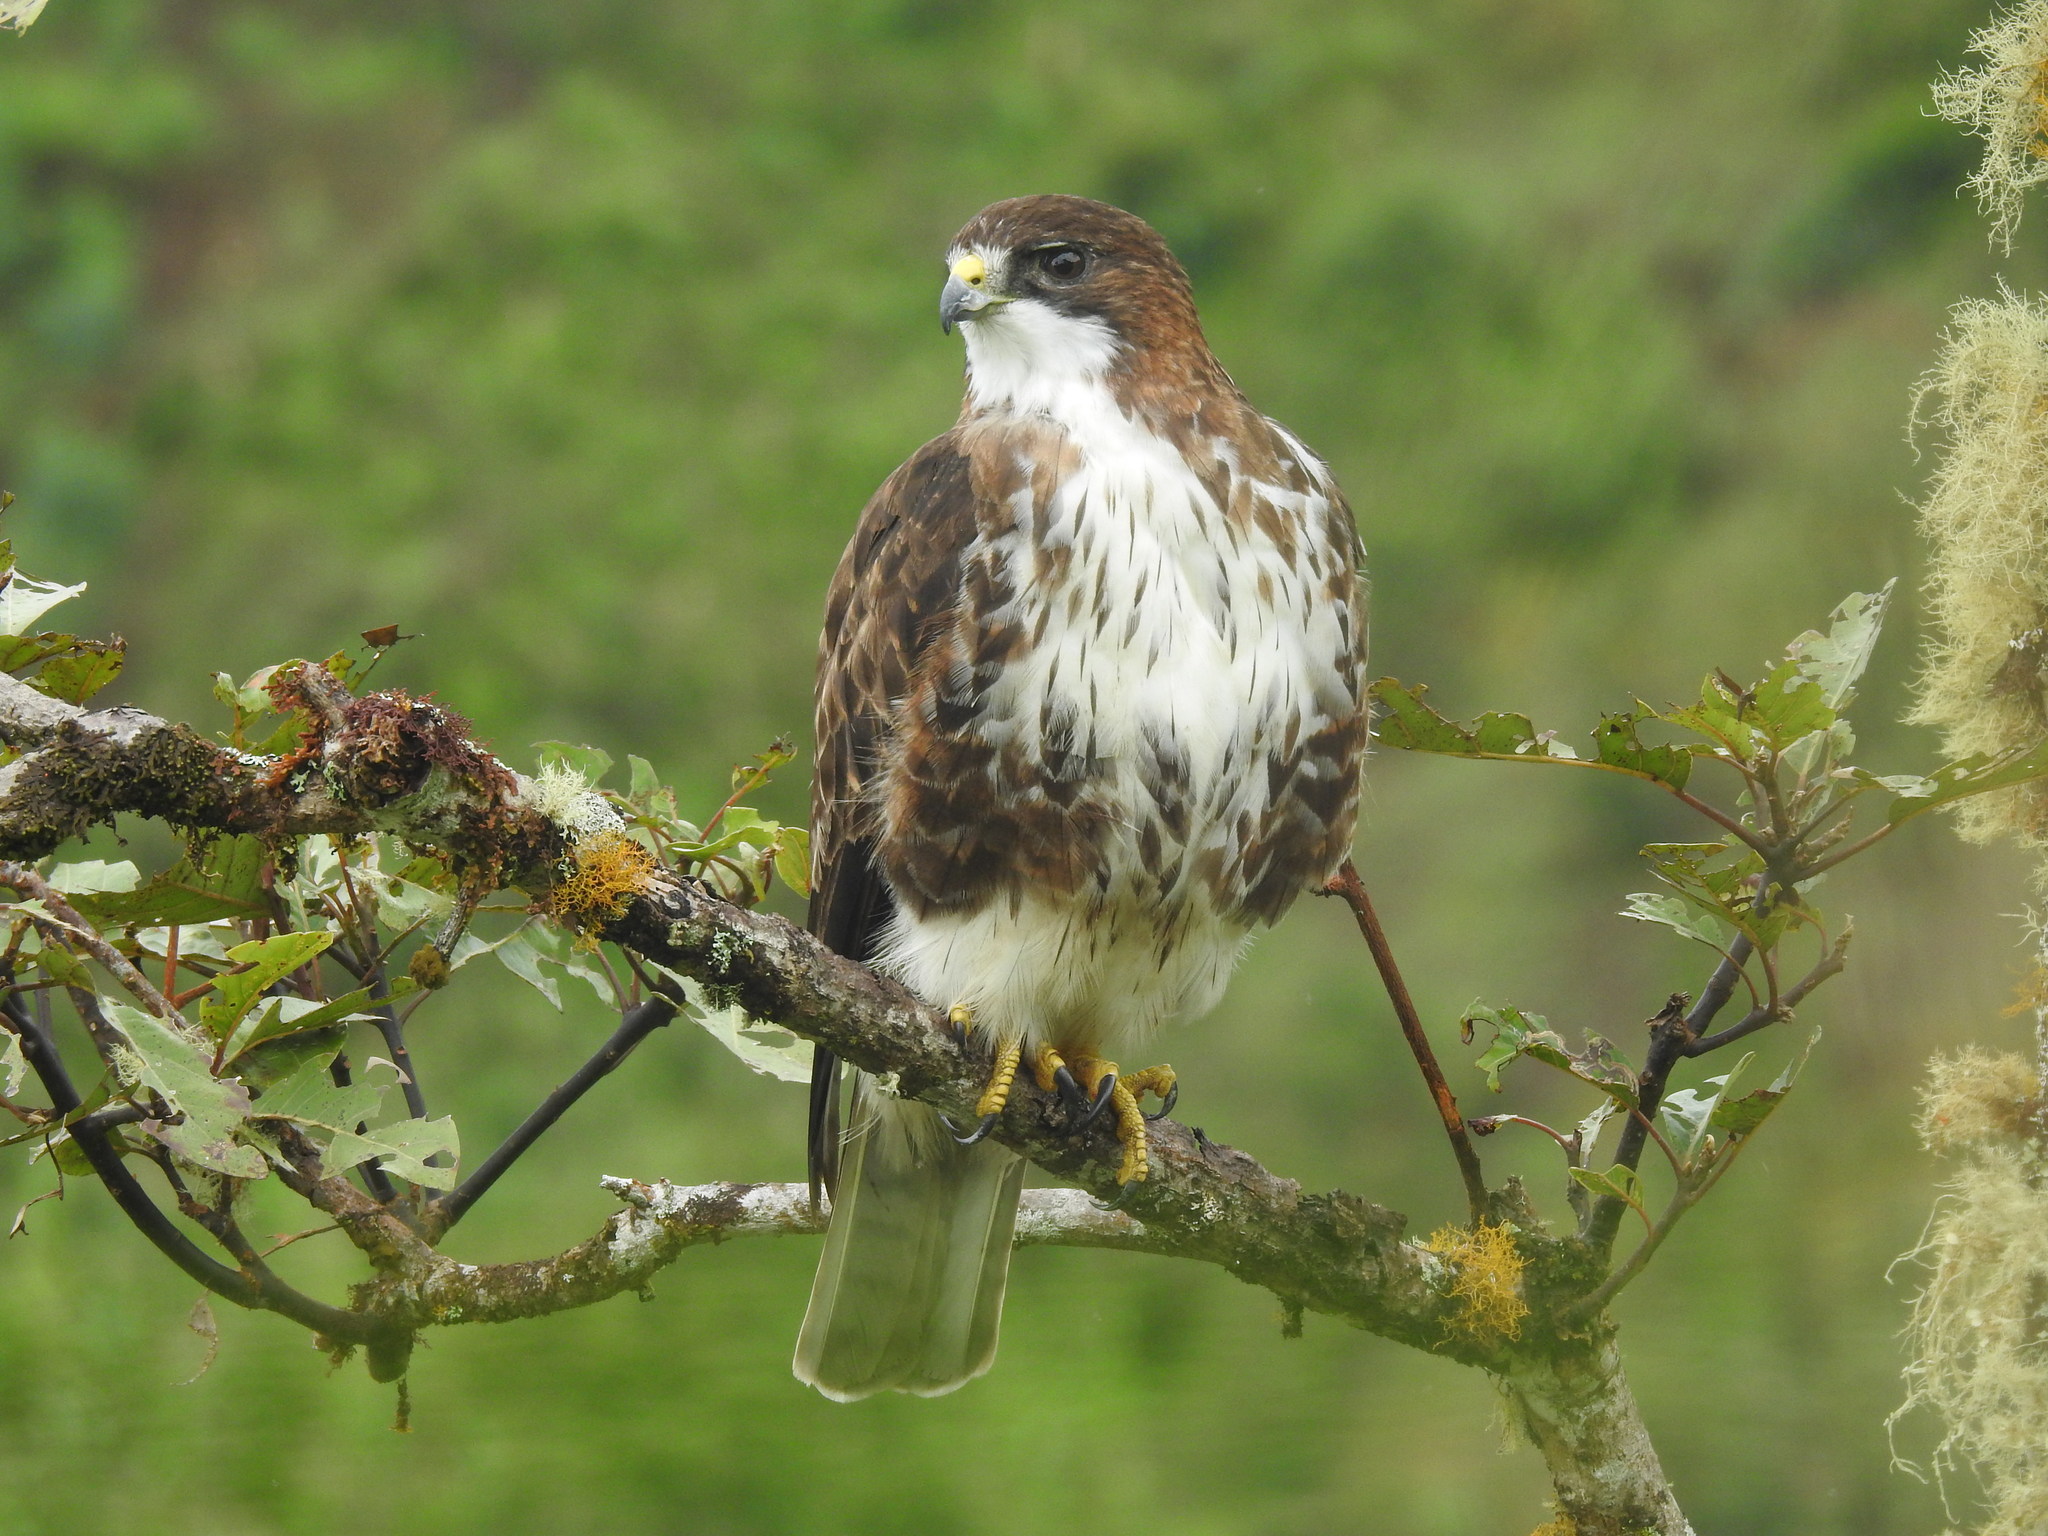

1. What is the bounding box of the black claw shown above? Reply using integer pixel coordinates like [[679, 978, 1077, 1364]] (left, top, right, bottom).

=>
[[1095, 1180, 1138, 1212], [1144, 1082, 1179, 1122], [1052, 1064, 1087, 1115], [1078, 1071, 1118, 1132], [945, 1111, 999, 1147]]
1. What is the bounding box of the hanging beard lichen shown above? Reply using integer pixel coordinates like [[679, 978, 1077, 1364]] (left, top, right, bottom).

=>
[[1891, 1048, 2048, 1535], [1908, 285, 2048, 849]]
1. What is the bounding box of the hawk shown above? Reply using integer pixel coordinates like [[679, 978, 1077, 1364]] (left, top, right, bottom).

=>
[[795, 196, 1368, 1401]]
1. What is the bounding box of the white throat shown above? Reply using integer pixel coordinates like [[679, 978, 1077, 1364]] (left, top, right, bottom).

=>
[[961, 298, 1122, 426]]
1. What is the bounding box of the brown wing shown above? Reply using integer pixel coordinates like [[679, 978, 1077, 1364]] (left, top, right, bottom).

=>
[[807, 431, 979, 1203]]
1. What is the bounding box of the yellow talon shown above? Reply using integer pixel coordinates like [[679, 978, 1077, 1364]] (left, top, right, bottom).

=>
[[1031, 1042, 1068, 1094], [948, 1002, 974, 1036], [1110, 1078, 1147, 1185], [1122, 1063, 1177, 1105], [975, 1037, 1021, 1120]]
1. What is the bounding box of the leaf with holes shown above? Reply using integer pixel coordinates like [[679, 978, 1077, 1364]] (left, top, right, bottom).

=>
[[106, 1002, 266, 1179], [323, 1116, 458, 1186]]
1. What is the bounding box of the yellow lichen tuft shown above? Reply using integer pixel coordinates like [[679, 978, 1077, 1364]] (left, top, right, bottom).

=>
[[1423, 1221, 1530, 1343], [1908, 286, 2048, 849], [1892, 1050, 2048, 1534], [1934, 2, 2048, 251], [1527, 1516, 1576, 1536], [540, 829, 660, 932]]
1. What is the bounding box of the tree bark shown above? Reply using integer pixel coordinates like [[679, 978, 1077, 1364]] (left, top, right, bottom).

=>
[[1503, 1338, 1695, 1536]]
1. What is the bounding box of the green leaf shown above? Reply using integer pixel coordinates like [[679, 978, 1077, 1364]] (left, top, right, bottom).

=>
[[68, 837, 269, 927], [199, 931, 337, 1042], [0, 631, 87, 675], [1787, 583, 1895, 709], [654, 964, 813, 1083], [534, 741, 614, 786], [323, 1116, 458, 1185], [1745, 660, 1835, 752], [0, 1031, 24, 1098], [1464, 1003, 1638, 1105], [774, 827, 811, 897], [1372, 679, 1693, 788], [105, 1002, 267, 1180], [1569, 1163, 1647, 1214], [1372, 681, 1577, 761], [250, 1051, 383, 1132], [29, 644, 125, 706], [226, 978, 414, 1061], [1710, 1030, 1819, 1139], [26, 940, 91, 990], [0, 574, 87, 636], [491, 932, 562, 1010], [45, 860, 141, 897], [1621, 891, 1725, 950], [1855, 740, 2048, 827], [1591, 711, 1693, 789], [372, 868, 455, 931]]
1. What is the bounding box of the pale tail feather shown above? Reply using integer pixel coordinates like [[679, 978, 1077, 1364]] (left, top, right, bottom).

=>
[[794, 1080, 1025, 1400]]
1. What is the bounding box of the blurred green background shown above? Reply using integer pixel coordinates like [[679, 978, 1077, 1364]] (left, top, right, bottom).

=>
[[0, 1, 2040, 1531]]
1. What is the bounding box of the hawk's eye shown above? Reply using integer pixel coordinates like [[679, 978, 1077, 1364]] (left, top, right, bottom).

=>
[[1036, 245, 1086, 282]]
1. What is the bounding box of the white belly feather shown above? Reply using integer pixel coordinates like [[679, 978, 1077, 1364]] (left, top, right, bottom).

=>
[[878, 386, 1348, 1059]]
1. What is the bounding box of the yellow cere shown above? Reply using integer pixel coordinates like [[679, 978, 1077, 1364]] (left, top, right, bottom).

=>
[[950, 253, 986, 286]]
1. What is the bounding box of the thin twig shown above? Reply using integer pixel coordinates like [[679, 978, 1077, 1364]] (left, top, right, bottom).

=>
[[426, 994, 678, 1239], [0, 989, 373, 1341], [0, 863, 181, 1022], [1322, 862, 1488, 1224], [1685, 926, 1851, 1056]]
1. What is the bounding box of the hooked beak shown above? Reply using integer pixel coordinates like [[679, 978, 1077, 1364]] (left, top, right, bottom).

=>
[[940, 253, 1001, 334]]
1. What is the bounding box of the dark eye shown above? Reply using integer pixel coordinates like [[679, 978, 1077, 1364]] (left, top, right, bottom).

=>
[[1036, 245, 1086, 282]]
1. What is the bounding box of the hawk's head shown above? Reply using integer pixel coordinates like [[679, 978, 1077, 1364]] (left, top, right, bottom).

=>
[[941, 195, 1218, 414]]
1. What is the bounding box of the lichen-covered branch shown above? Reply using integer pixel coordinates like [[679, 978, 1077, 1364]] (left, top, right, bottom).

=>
[[0, 664, 1694, 1534]]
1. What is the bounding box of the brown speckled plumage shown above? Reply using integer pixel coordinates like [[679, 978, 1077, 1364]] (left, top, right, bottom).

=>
[[796, 196, 1367, 1402]]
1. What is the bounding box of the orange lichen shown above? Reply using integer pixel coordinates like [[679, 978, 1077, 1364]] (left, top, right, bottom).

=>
[[1423, 1221, 1530, 1343], [540, 830, 659, 933]]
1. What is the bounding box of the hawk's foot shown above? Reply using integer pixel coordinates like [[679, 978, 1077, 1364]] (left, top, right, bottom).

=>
[[944, 1012, 1020, 1147], [1030, 1043, 1089, 1116], [1123, 1063, 1179, 1122], [1069, 1058, 1176, 1185]]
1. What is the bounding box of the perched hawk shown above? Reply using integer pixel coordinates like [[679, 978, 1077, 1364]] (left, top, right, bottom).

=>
[[795, 196, 1368, 1401]]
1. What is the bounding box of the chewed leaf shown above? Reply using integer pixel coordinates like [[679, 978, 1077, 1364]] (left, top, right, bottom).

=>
[[31, 645, 125, 706], [1621, 892, 1725, 950], [1371, 680, 1690, 788], [106, 1002, 267, 1180], [251, 1052, 384, 1132], [323, 1116, 458, 1186], [1464, 1003, 1638, 1105], [46, 860, 141, 897], [1710, 1030, 1819, 1140], [1787, 583, 1894, 709], [0, 574, 86, 636], [653, 965, 812, 1083], [0, 1032, 23, 1098], [1854, 741, 2048, 827]]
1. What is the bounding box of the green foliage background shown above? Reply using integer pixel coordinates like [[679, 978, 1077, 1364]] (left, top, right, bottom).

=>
[[0, 2, 2039, 1530]]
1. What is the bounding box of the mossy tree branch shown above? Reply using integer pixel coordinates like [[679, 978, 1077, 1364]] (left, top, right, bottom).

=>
[[0, 666, 1696, 1535]]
